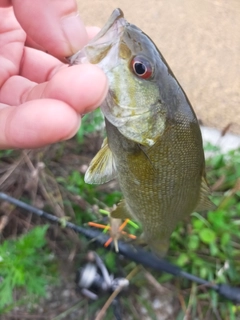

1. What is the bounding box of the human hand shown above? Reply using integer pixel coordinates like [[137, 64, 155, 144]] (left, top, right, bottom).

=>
[[0, 0, 108, 150]]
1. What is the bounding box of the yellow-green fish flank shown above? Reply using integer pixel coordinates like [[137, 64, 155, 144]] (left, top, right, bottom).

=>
[[69, 8, 215, 255]]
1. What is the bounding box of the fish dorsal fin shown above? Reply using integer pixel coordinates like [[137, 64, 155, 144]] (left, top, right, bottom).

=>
[[111, 200, 132, 220], [195, 177, 216, 212], [84, 138, 117, 184]]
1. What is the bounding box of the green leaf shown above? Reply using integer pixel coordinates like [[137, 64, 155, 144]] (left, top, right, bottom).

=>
[[209, 241, 219, 256], [188, 235, 200, 250], [220, 233, 231, 247], [199, 228, 216, 244], [176, 253, 189, 267]]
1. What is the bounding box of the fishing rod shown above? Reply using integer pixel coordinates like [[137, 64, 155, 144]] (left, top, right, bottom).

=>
[[0, 192, 239, 305]]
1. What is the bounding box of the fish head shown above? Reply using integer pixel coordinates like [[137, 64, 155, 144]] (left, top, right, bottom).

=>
[[69, 8, 169, 147]]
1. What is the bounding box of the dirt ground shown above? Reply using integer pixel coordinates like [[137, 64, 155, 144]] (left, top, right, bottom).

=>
[[77, 0, 240, 134]]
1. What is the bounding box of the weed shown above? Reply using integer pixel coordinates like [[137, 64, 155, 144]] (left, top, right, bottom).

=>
[[0, 225, 58, 313]]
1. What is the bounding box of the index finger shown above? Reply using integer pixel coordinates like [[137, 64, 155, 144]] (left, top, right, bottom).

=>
[[20, 27, 101, 84]]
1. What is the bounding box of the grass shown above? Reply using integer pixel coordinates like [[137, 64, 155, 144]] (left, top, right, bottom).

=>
[[168, 143, 240, 319], [0, 225, 58, 314], [0, 110, 239, 319]]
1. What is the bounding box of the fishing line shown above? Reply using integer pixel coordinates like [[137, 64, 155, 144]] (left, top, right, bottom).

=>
[[0, 192, 239, 305]]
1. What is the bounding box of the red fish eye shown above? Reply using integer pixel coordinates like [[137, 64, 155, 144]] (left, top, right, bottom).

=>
[[131, 56, 153, 79]]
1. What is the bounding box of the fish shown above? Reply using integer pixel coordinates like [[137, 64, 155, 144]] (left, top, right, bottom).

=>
[[69, 8, 215, 256]]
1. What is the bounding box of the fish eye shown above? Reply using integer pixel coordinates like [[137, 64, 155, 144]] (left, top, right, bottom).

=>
[[131, 56, 153, 79]]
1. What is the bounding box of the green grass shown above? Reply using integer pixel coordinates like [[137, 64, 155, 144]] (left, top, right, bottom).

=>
[[0, 225, 58, 314], [167, 144, 240, 319]]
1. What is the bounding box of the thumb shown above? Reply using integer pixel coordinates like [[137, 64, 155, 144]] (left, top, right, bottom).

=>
[[12, 0, 87, 59]]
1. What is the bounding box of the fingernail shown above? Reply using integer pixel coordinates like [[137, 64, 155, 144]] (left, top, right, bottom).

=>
[[61, 14, 88, 55]]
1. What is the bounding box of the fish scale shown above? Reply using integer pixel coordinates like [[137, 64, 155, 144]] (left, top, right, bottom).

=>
[[69, 8, 215, 255]]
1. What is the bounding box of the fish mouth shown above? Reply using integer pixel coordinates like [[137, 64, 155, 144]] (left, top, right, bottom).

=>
[[68, 9, 127, 68], [90, 8, 125, 45]]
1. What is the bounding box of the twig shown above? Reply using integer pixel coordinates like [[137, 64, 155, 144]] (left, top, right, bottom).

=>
[[144, 269, 172, 295], [0, 152, 26, 186], [178, 291, 187, 314], [95, 266, 141, 320]]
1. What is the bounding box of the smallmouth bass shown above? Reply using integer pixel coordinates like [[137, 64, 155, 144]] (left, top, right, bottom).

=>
[[69, 9, 215, 255]]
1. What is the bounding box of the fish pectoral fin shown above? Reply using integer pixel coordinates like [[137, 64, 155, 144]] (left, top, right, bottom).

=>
[[111, 200, 132, 219], [84, 138, 117, 184], [195, 197, 216, 212], [195, 177, 216, 211]]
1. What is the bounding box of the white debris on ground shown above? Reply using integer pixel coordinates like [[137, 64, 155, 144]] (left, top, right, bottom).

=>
[[201, 126, 240, 153]]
